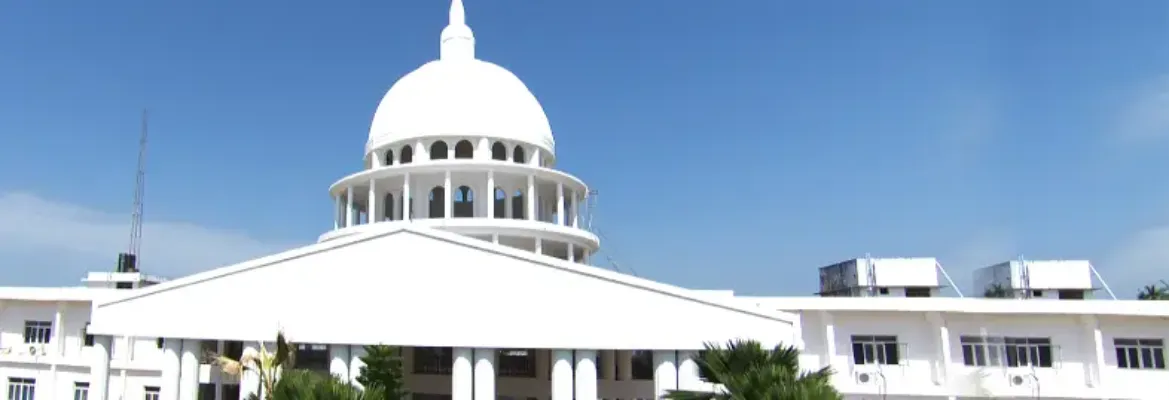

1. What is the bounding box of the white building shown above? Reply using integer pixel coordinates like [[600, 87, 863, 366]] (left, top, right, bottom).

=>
[[3, 1, 1168, 400]]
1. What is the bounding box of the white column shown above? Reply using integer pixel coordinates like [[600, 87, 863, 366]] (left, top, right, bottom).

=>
[[821, 311, 837, 372], [239, 344, 260, 400], [653, 350, 678, 398], [556, 182, 564, 225], [570, 193, 579, 228], [505, 192, 513, 218], [330, 345, 350, 383], [90, 335, 113, 400], [550, 349, 574, 400], [444, 170, 453, 218], [617, 350, 633, 381], [535, 238, 543, 255], [53, 302, 65, 356], [368, 179, 378, 223], [474, 348, 496, 400], [599, 350, 616, 381], [403, 173, 411, 221], [677, 350, 704, 391], [575, 349, 598, 400], [345, 186, 354, 227], [568, 243, 576, 262], [349, 345, 368, 389], [1082, 315, 1105, 387], [526, 175, 535, 220], [334, 195, 343, 229], [161, 339, 182, 400], [452, 347, 473, 400], [179, 339, 201, 400], [486, 171, 495, 219]]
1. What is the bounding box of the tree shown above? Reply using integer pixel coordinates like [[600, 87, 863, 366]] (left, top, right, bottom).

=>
[[1137, 280, 1169, 300], [209, 331, 297, 400], [357, 345, 409, 400], [983, 283, 1011, 299], [663, 339, 841, 400], [269, 369, 387, 400]]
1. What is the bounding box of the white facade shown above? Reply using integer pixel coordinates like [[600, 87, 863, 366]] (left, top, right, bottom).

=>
[[3, 1, 1169, 400]]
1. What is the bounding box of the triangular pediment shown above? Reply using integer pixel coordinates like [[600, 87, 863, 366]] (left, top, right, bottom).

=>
[[91, 226, 793, 350]]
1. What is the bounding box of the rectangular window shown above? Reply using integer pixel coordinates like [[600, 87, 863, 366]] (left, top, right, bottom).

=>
[[144, 386, 160, 400], [905, 287, 932, 297], [296, 344, 331, 373], [220, 384, 240, 400], [631, 350, 654, 380], [156, 338, 164, 349], [74, 382, 89, 400], [223, 341, 244, 360], [850, 335, 900, 365], [960, 336, 1054, 368], [198, 384, 215, 400], [83, 324, 95, 347], [412, 347, 453, 375], [23, 321, 52, 344], [499, 349, 536, 378], [1115, 338, 1166, 370], [7, 377, 36, 400]]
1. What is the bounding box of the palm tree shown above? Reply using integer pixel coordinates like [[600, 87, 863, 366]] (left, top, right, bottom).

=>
[[664, 339, 841, 400], [209, 331, 297, 400], [269, 369, 386, 400], [1137, 280, 1169, 300], [983, 283, 1011, 299]]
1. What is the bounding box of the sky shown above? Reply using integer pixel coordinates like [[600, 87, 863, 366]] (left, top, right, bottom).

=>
[[1, 0, 1167, 297]]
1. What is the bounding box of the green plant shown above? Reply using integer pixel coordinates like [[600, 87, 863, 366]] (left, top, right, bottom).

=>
[[983, 283, 1011, 299], [663, 339, 841, 400], [270, 369, 386, 400], [357, 345, 408, 400], [209, 331, 296, 400], [1137, 280, 1169, 300]]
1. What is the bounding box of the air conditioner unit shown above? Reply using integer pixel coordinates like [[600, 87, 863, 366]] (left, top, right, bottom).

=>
[[854, 369, 883, 385], [1008, 373, 1029, 387], [28, 346, 38, 356]]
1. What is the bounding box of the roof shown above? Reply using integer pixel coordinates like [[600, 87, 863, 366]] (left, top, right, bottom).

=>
[[740, 296, 1169, 318]]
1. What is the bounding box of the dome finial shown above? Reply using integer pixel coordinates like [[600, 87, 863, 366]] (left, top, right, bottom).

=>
[[440, 0, 475, 60]]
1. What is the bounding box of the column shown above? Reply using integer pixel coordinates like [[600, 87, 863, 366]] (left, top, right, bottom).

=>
[[505, 191, 513, 218], [556, 183, 564, 225], [345, 186, 354, 227], [474, 348, 496, 400], [486, 171, 495, 219], [570, 193, 579, 228], [568, 243, 576, 263], [402, 173, 411, 221], [90, 335, 113, 400], [334, 195, 344, 229], [368, 179, 378, 223], [444, 170, 452, 219], [53, 302, 65, 356], [526, 175, 535, 220], [821, 311, 837, 372], [599, 350, 616, 382], [575, 350, 598, 400], [161, 339, 183, 400], [349, 345, 368, 389], [452, 347, 473, 400], [330, 345, 350, 383], [179, 339, 201, 400], [652, 350, 677, 398], [535, 238, 543, 256], [677, 351, 703, 391], [550, 349, 573, 400], [617, 351, 633, 381], [1081, 315, 1105, 387], [239, 344, 260, 400]]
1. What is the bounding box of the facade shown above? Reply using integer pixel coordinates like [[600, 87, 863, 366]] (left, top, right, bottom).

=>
[[3, 1, 1168, 400]]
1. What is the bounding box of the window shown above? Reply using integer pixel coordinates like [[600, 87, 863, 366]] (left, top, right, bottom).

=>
[[23, 321, 52, 344], [851, 335, 900, 365], [1058, 290, 1085, 300], [905, 287, 932, 298], [960, 336, 1054, 368], [198, 384, 215, 400], [631, 350, 654, 380], [74, 382, 89, 400], [224, 341, 244, 360], [878, 288, 890, 295], [7, 378, 35, 400], [1115, 338, 1166, 370], [82, 324, 94, 347], [156, 338, 164, 349], [296, 344, 330, 372], [220, 384, 240, 400], [499, 349, 536, 377], [413, 347, 453, 375], [144, 386, 160, 400]]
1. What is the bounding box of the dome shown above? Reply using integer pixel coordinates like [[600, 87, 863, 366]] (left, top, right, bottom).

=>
[[366, 58, 555, 155]]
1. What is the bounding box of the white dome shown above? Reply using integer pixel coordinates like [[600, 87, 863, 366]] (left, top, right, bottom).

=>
[[367, 59, 554, 155]]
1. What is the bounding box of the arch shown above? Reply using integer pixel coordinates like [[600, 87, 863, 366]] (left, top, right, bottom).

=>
[[454, 185, 474, 218], [400, 145, 414, 164], [491, 142, 507, 161], [454, 140, 474, 159], [384, 149, 394, 166], [493, 187, 507, 219], [383, 193, 395, 221], [430, 141, 449, 160], [513, 146, 526, 164], [511, 190, 525, 219], [428, 187, 446, 218]]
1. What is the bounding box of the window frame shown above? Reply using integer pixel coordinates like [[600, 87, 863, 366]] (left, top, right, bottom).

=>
[[23, 320, 52, 344], [1114, 338, 1166, 370], [7, 377, 36, 400], [850, 335, 902, 366]]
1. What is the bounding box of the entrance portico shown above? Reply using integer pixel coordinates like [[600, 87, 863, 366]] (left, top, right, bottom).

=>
[[86, 226, 795, 399]]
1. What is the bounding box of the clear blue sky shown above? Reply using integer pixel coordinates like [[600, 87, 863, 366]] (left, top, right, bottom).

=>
[[1, 0, 1167, 296]]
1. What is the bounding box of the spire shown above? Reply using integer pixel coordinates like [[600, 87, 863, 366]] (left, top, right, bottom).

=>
[[440, 0, 475, 60]]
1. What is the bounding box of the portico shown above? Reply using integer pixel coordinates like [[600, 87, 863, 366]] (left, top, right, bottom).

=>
[[85, 225, 796, 400]]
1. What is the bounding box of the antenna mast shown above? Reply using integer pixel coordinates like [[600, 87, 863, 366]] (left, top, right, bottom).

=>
[[128, 110, 149, 259]]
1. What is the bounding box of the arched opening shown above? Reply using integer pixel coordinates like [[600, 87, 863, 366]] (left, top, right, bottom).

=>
[[400, 145, 414, 164], [384, 150, 394, 166], [511, 190, 525, 219], [454, 140, 474, 159], [428, 187, 446, 218], [513, 146, 526, 164], [383, 193, 395, 221], [430, 141, 449, 160], [491, 142, 507, 161], [454, 186, 474, 218], [493, 188, 507, 218]]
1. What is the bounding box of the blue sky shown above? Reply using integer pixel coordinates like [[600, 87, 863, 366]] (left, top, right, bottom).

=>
[[1, 0, 1167, 296]]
